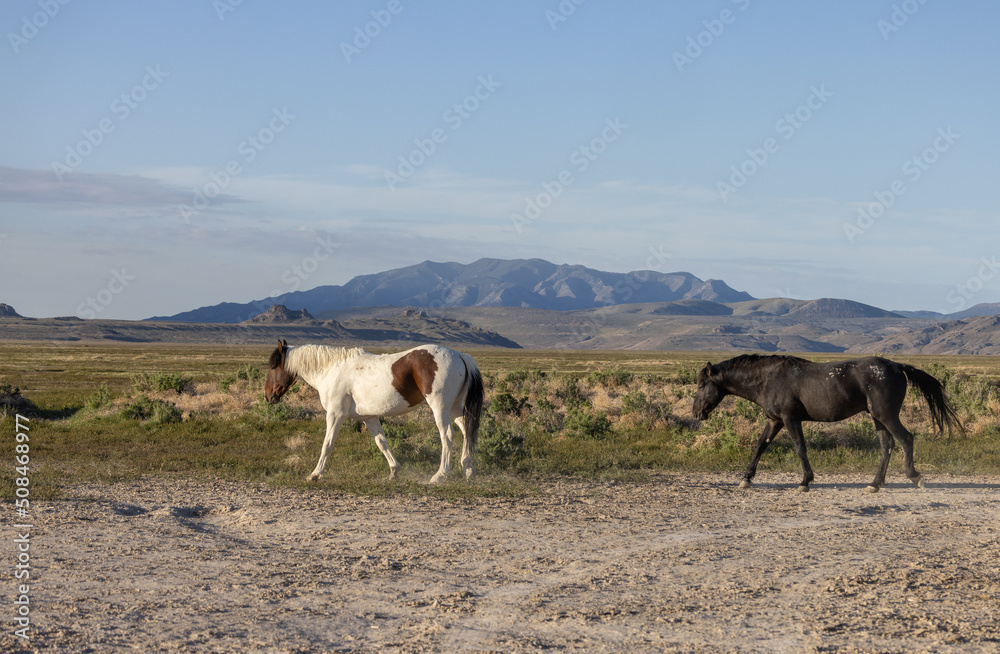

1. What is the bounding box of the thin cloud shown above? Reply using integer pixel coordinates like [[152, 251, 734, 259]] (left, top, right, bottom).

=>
[[0, 166, 243, 207]]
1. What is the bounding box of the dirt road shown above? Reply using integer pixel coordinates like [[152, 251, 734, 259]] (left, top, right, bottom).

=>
[[6, 473, 1000, 653]]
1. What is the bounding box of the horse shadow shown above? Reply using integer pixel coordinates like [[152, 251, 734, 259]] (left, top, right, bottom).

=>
[[748, 479, 1000, 492]]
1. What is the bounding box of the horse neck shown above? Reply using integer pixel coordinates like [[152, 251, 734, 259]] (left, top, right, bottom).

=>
[[286, 345, 362, 387], [718, 363, 774, 404]]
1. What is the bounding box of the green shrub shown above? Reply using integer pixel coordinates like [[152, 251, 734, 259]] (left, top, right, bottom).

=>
[[619, 390, 677, 431], [564, 407, 612, 439], [672, 365, 699, 385], [0, 380, 35, 418], [251, 397, 307, 422], [805, 425, 837, 451], [734, 398, 763, 421], [490, 391, 530, 416], [557, 377, 590, 410], [118, 395, 183, 424], [948, 375, 1000, 415], [587, 367, 634, 388], [621, 390, 650, 414], [132, 372, 192, 394], [220, 364, 265, 392], [703, 413, 745, 453], [84, 384, 114, 411], [479, 414, 528, 469], [531, 397, 563, 433]]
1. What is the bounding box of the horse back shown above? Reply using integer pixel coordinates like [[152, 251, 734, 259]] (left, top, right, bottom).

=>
[[378, 345, 467, 410], [786, 357, 905, 422]]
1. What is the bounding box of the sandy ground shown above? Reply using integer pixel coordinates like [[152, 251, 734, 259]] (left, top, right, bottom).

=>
[[5, 472, 1000, 653]]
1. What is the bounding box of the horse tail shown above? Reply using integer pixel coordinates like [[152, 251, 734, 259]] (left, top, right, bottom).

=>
[[460, 354, 484, 460], [900, 363, 964, 436]]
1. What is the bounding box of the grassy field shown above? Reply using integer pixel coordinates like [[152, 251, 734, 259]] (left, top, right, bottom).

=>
[[2, 342, 999, 502]]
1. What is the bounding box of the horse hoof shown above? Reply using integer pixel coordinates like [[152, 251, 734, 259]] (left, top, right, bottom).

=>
[[307, 473, 321, 482], [739, 480, 752, 489], [864, 485, 879, 494], [915, 477, 925, 489], [796, 485, 810, 493]]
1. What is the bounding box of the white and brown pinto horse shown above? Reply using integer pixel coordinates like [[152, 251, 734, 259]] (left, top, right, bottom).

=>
[[265, 341, 484, 484]]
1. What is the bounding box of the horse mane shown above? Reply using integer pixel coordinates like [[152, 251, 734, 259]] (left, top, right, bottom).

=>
[[715, 354, 809, 379], [269, 347, 284, 370], [286, 344, 368, 378]]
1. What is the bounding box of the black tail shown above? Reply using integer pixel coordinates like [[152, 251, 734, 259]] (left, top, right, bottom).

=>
[[901, 364, 963, 436], [462, 358, 484, 461]]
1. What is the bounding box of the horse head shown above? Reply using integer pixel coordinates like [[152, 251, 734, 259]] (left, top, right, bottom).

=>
[[264, 339, 295, 404], [692, 362, 728, 420]]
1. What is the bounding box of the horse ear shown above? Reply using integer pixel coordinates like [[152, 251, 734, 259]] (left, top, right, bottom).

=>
[[705, 362, 713, 377], [270, 340, 289, 370]]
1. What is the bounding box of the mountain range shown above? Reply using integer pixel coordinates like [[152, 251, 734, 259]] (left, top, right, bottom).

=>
[[148, 258, 755, 323], [149, 257, 1000, 325], [6, 258, 1000, 354]]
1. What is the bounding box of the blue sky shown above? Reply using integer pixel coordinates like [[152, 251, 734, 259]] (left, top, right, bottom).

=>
[[1, 0, 998, 320]]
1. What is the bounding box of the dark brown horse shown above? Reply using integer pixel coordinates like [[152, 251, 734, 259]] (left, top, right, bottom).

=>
[[693, 355, 961, 493]]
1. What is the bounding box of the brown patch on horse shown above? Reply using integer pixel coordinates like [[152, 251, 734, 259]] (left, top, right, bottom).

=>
[[391, 349, 438, 407]]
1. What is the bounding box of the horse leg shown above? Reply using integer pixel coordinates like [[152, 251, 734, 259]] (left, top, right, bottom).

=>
[[365, 418, 399, 480], [449, 394, 475, 479], [740, 419, 783, 489], [882, 415, 923, 488], [866, 418, 893, 493], [784, 420, 814, 492], [429, 406, 454, 485], [452, 414, 475, 479], [307, 411, 344, 481]]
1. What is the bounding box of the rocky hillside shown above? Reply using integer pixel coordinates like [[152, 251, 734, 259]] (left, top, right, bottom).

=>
[[0, 306, 520, 349], [853, 315, 1000, 355], [244, 305, 317, 323]]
